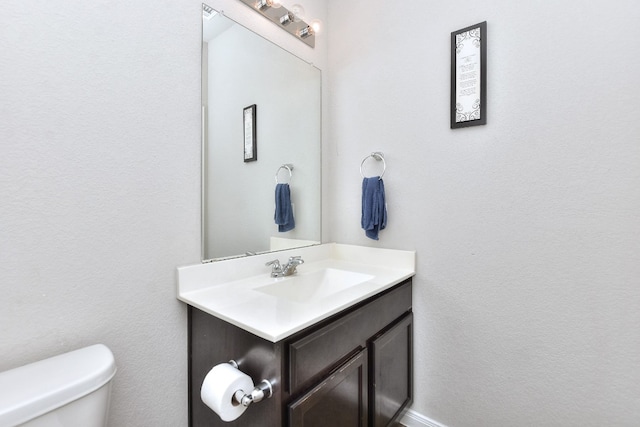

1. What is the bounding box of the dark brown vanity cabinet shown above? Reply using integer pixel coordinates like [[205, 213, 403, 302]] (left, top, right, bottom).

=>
[[188, 278, 413, 427]]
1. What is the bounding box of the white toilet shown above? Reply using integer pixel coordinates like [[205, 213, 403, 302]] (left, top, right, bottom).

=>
[[0, 344, 116, 427]]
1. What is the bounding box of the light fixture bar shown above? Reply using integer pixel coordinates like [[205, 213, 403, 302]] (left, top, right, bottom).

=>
[[238, 0, 315, 48]]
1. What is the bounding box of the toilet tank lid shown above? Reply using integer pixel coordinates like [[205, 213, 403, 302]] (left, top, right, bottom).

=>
[[0, 344, 116, 426]]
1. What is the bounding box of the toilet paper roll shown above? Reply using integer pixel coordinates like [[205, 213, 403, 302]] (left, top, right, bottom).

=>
[[201, 363, 254, 422]]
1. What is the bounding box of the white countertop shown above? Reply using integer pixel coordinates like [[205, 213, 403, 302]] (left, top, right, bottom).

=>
[[177, 243, 415, 342]]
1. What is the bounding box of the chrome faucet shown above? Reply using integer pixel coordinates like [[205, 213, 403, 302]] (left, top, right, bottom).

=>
[[265, 256, 304, 277]]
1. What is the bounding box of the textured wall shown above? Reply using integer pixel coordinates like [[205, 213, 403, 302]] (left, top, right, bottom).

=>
[[0, 0, 326, 426], [326, 0, 640, 426], [0, 1, 200, 425]]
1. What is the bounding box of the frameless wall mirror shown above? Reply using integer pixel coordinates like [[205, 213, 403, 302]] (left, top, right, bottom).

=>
[[202, 4, 322, 262]]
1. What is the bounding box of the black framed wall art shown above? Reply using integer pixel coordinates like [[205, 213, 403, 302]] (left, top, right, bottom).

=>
[[243, 104, 257, 162], [451, 21, 487, 129]]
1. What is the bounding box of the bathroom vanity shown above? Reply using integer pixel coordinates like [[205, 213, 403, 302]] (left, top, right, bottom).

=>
[[178, 243, 415, 427], [194, 7, 414, 425]]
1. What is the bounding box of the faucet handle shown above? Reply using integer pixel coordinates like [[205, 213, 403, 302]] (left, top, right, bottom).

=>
[[266, 259, 284, 277], [288, 256, 303, 263]]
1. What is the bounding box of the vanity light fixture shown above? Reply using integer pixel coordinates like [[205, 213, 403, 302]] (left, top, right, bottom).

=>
[[256, 0, 273, 11], [202, 4, 217, 20], [239, 0, 316, 48], [256, 0, 281, 10], [279, 11, 294, 26], [298, 25, 314, 39]]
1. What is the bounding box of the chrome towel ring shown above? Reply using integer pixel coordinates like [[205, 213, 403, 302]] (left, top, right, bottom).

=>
[[360, 152, 386, 179], [275, 164, 294, 184]]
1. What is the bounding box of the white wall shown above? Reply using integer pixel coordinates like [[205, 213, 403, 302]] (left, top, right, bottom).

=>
[[0, 1, 200, 426], [0, 1, 327, 426], [326, 0, 640, 426]]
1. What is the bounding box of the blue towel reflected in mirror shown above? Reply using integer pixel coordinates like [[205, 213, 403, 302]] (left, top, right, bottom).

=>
[[275, 183, 295, 232]]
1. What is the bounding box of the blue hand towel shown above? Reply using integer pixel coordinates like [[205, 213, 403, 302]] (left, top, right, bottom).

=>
[[361, 177, 387, 240], [274, 183, 295, 232]]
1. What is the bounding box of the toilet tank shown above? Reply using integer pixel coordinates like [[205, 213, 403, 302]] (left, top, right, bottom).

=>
[[0, 344, 116, 427]]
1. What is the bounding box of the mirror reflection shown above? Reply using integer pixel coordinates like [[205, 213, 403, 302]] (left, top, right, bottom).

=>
[[202, 5, 322, 261]]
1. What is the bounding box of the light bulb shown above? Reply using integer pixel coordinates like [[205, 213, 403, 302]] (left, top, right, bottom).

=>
[[290, 4, 305, 22], [310, 19, 322, 34]]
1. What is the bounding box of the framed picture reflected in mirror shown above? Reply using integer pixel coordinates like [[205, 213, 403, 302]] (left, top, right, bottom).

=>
[[243, 104, 257, 162]]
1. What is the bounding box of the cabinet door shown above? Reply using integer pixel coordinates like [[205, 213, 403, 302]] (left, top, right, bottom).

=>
[[370, 313, 413, 427], [287, 281, 412, 395], [288, 349, 368, 427]]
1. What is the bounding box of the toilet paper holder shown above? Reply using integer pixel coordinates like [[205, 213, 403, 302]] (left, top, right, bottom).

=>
[[228, 360, 273, 407]]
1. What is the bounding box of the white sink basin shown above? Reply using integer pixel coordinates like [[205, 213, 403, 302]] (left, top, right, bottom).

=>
[[254, 268, 374, 303], [177, 243, 416, 341]]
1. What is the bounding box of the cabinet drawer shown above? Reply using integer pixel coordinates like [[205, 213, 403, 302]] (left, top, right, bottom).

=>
[[288, 280, 411, 394]]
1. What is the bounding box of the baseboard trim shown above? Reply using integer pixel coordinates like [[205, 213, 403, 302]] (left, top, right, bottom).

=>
[[399, 409, 448, 427]]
